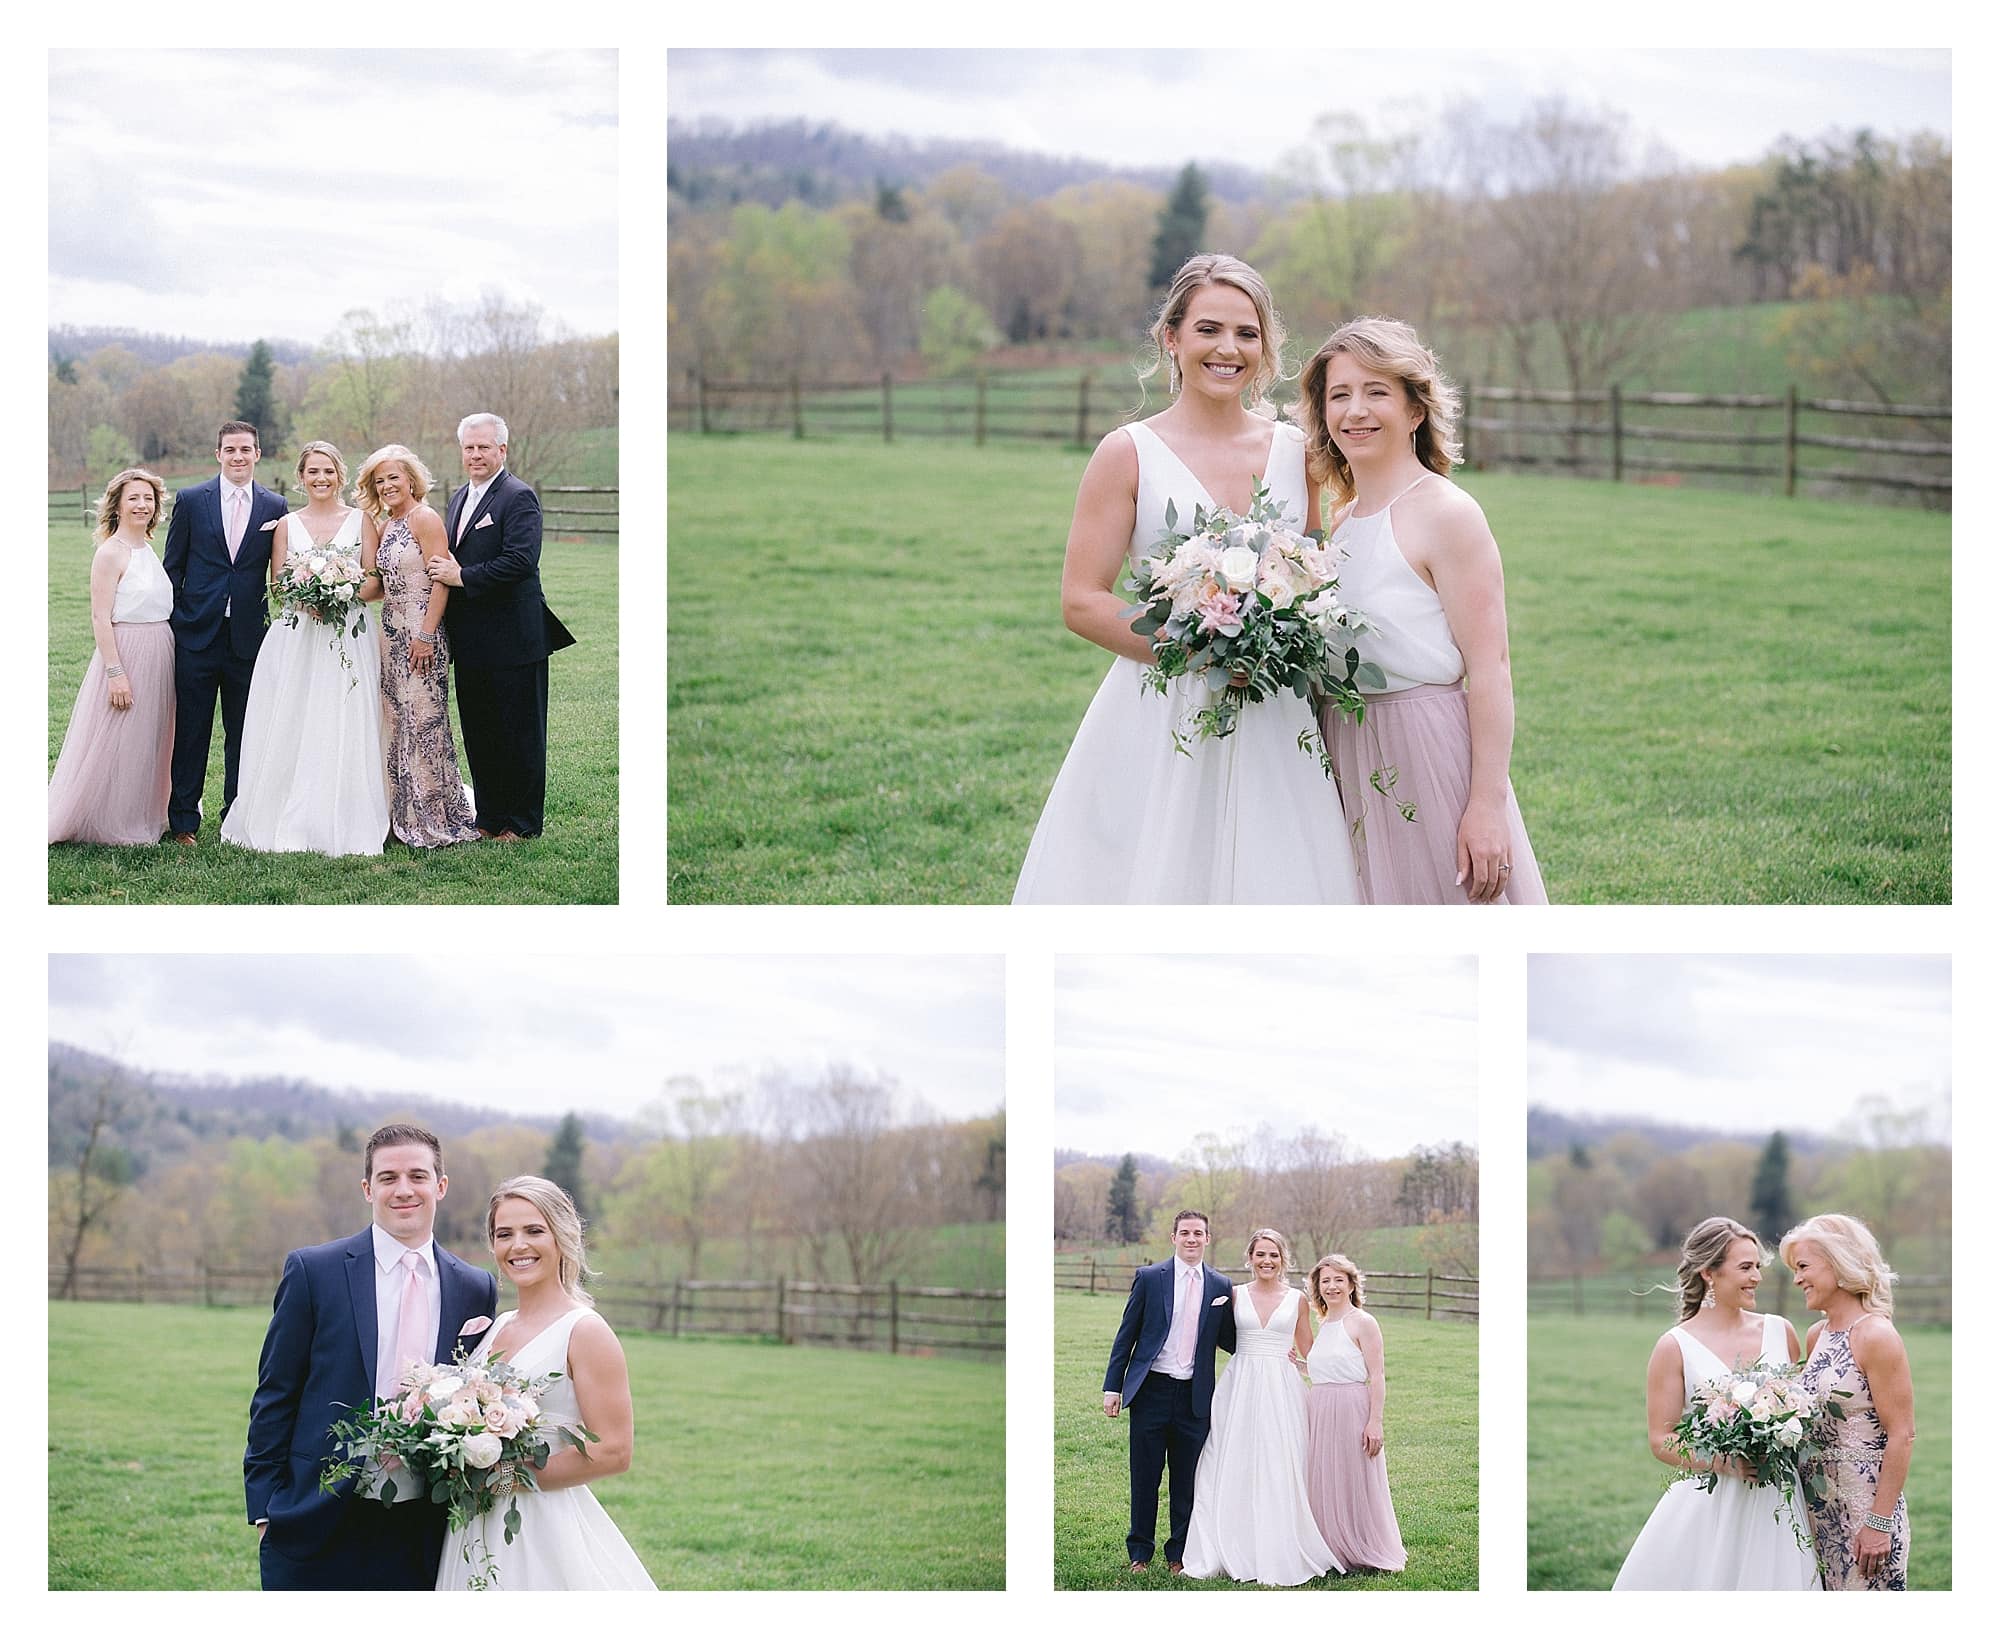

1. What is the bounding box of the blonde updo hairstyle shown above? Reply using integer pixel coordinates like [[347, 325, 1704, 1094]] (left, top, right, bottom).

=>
[[1669, 1215, 1766, 1322], [487, 1174, 598, 1307], [1780, 1213, 1898, 1319], [293, 439, 350, 498], [94, 467, 168, 542], [1307, 1252, 1366, 1316], [1244, 1226, 1292, 1271], [353, 444, 435, 516], [1295, 316, 1463, 505], [1143, 252, 1286, 416]]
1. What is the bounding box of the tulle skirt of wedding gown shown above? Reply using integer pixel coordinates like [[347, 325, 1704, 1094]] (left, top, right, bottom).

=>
[[436, 1482, 656, 1591], [1181, 1354, 1341, 1586], [221, 609, 389, 855], [1014, 657, 1358, 904]]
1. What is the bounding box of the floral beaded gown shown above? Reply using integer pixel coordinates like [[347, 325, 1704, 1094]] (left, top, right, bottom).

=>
[[1013, 419, 1359, 904], [1181, 1285, 1341, 1585], [436, 1308, 655, 1591], [221, 508, 390, 855], [377, 514, 480, 847], [1798, 1320, 1909, 1589], [1611, 1312, 1820, 1589]]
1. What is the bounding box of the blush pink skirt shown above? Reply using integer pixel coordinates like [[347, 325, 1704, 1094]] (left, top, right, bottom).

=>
[[1322, 681, 1548, 904], [48, 620, 175, 846], [1305, 1381, 1408, 1572]]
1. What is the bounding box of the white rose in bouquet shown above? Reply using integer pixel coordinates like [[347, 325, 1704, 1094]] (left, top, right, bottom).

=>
[[461, 1431, 503, 1469], [1217, 544, 1259, 590], [1731, 1379, 1760, 1407], [1773, 1418, 1805, 1448]]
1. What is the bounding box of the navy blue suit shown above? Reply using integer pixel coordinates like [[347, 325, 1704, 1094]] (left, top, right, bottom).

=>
[[1103, 1257, 1237, 1565], [441, 469, 575, 837], [245, 1227, 499, 1590], [161, 475, 288, 833]]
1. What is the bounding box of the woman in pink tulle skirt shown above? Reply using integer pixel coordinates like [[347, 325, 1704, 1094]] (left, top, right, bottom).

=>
[[1297, 317, 1548, 903], [48, 468, 177, 846], [1303, 1254, 1406, 1572]]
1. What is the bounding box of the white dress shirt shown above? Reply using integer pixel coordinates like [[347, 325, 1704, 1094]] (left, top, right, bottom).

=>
[[457, 466, 506, 543], [222, 479, 253, 614], [1148, 1257, 1205, 1380]]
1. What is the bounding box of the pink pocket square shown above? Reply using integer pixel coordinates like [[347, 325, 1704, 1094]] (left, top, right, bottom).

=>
[[474, 515, 494, 529], [458, 1315, 494, 1337], [1210, 1294, 1229, 1306], [258, 519, 279, 532]]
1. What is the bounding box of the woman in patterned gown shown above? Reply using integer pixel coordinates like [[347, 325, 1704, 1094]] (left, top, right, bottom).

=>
[[1783, 1213, 1915, 1590], [353, 445, 479, 848]]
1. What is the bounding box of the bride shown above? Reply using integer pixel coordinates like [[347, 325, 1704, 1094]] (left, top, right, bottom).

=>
[[438, 1176, 655, 1590], [1180, 1229, 1340, 1585], [1612, 1215, 1819, 1589], [220, 440, 390, 854], [1012, 253, 1358, 903]]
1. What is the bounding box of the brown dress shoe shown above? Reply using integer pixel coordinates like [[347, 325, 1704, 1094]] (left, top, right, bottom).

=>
[[1168, 1561, 1185, 1575], [172, 833, 197, 846], [494, 830, 524, 842], [1127, 1560, 1148, 1573]]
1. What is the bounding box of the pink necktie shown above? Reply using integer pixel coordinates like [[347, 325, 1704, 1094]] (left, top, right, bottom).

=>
[[392, 1250, 428, 1388], [1170, 1264, 1200, 1367], [226, 488, 246, 559]]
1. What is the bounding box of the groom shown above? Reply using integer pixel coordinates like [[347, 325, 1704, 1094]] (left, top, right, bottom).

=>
[[1102, 1209, 1236, 1572], [423, 411, 575, 840], [245, 1122, 499, 1590], [162, 420, 288, 842]]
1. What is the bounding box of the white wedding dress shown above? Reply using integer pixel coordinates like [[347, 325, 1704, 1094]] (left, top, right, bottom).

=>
[[221, 507, 390, 855], [1611, 1312, 1820, 1589], [1012, 419, 1360, 903], [1181, 1285, 1342, 1585], [435, 1306, 656, 1591]]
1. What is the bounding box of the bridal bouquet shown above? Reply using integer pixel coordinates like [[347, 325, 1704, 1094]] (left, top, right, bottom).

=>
[[272, 547, 370, 680], [1120, 479, 1381, 759], [1668, 1361, 1846, 1548], [320, 1351, 596, 1587]]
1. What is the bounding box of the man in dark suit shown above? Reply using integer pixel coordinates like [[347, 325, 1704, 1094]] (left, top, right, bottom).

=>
[[423, 412, 575, 840], [162, 420, 288, 841], [1102, 1208, 1237, 1572], [245, 1122, 499, 1590]]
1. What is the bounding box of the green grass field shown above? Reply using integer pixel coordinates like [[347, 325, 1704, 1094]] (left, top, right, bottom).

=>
[[47, 526, 618, 905], [1054, 1290, 1476, 1590], [1527, 1314, 1951, 1589], [48, 1300, 1002, 1590], [667, 435, 1949, 903]]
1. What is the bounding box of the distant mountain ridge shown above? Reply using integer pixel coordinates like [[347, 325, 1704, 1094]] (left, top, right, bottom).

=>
[[668, 117, 1279, 210], [1527, 1104, 1832, 1160], [48, 326, 315, 367]]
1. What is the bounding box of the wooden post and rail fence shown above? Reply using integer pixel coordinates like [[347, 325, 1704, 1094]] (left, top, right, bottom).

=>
[[674, 370, 1949, 506], [1054, 1253, 1480, 1322], [49, 1263, 1004, 1357], [48, 486, 620, 537]]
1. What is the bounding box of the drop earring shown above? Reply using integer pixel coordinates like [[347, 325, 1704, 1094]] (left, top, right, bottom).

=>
[[1702, 1281, 1716, 1309]]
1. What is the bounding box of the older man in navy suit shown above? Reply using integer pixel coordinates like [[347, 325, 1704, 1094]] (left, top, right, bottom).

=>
[[423, 412, 575, 840], [1102, 1209, 1237, 1572], [245, 1122, 499, 1590], [161, 420, 289, 841]]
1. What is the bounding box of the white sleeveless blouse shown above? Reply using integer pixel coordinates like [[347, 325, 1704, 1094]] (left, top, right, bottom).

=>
[[111, 541, 172, 624], [1332, 483, 1463, 693]]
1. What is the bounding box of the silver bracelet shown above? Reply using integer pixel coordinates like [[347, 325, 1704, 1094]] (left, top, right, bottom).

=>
[[416, 629, 438, 644], [1864, 1508, 1895, 1533], [105, 664, 126, 678]]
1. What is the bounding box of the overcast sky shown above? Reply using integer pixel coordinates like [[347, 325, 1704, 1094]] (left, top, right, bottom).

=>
[[48, 955, 1004, 1124], [668, 48, 1950, 177], [1528, 955, 1951, 1138], [1055, 955, 1477, 1161], [48, 50, 617, 346]]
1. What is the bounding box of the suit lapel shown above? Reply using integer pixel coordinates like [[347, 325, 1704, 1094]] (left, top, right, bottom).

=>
[[433, 1246, 464, 1362], [345, 1232, 379, 1390]]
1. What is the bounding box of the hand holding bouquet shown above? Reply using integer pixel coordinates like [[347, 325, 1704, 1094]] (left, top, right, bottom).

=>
[[320, 1350, 597, 1587], [1668, 1361, 1845, 1549], [1120, 478, 1381, 759], [272, 546, 370, 680]]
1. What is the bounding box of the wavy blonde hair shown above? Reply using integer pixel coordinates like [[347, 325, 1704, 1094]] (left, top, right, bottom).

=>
[[1661, 1216, 1766, 1322], [1295, 316, 1463, 506], [353, 444, 435, 515], [487, 1174, 598, 1307], [1141, 252, 1286, 416], [1243, 1226, 1292, 1270], [292, 439, 350, 498], [1307, 1253, 1366, 1316], [1781, 1213, 1898, 1318], [94, 467, 168, 542]]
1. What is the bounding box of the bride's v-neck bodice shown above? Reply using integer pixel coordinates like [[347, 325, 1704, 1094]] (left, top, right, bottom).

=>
[[1233, 1284, 1301, 1359], [1123, 418, 1308, 575], [1670, 1313, 1782, 1405], [478, 1307, 588, 1426]]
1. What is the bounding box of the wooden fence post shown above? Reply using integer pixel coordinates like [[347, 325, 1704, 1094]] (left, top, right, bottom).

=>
[[203, 1262, 214, 1307], [881, 372, 894, 443], [1573, 1272, 1583, 1316], [975, 373, 988, 447], [1076, 373, 1092, 446], [670, 1279, 683, 1338], [790, 376, 804, 440], [1784, 385, 1799, 497], [695, 374, 710, 435], [1088, 1256, 1097, 1296], [1425, 1267, 1435, 1321], [775, 1274, 786, 1345], [889, 1281, 900, 1355], [1610, 384, 1624, 482]]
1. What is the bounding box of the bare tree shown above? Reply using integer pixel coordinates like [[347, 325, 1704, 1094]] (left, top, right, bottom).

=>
[[56, 1060, 135, 1300], [638, 1076, 744, 1281], [785, 1065, 923, 1286], [428, 293, 583, 487], [1263, 1126, 1363, 1263]]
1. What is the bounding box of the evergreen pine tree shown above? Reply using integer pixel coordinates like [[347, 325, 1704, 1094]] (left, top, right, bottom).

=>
[[1749, 1130, 1794, 1246], [1105, 1153, 1142, 1244], [543, 1112, 589, 1219], [1150, 163, 1211, 289], [234, 340, 279, 443]]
